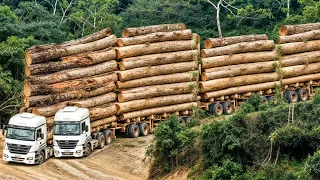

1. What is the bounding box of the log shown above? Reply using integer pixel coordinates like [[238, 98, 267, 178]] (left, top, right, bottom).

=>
[[71, 93, 117, 108], [199, 73, 279, 92], [119, 102, 197, 120], [201, 51, 277, 69], [122, 23, 186, 38], [90, 116, 117, 128], [115, 93, 197, 113], [118, 82, 197, 102], [116, 71, 197, 89], [25, 35, 117, 65], [281, 51, 320, 67], [24, 73, 117, 96], [279, 40, 320, 55], [204, 34, 268, 49], [201, 40, 275, 58], [278, 30, 320, 44], [115, 40, 197, 59], [118, 61, 198, 81], [202, 81, 280, 99], [61, 28, 111, 46], [47, 117, 54, 128], [279, 23, 320, 36], [89, 104, 117, 120], [282, 73, 320, 85], [25, 48, 116, 76], [118, 29, 193, 47], [32, 102, 68, 117], [202, 61, 277, 80], [119, 50, 198, 70], [282, 62, 320, 78], [28, 60, 118, 84]]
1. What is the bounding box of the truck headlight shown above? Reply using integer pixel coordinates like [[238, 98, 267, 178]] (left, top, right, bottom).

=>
[[4, 154, 9, 158], [55, 150, 60, 154], [27, 157, 33, 160]]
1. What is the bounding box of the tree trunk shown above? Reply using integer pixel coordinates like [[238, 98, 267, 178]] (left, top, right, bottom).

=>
[[118, 61, 198, 81], [115, 40, 197, 59], [25, 48, 116, 76], [24, 73, 117, 96], [118, 29, 193, 47], [28, 60, 118, 84], [115, 93, 196, 113], [119, 50, 198, 70], [278, 30, 320, 44], [282, 73, 320, 85], [70, 93, 117, 108], [32, 102, 68, 117], [282, 62, 320, 78], [61, 28, 111, 46], [116, 71, 197, 89], [118, 82, 197, 102], [121, 23, 186, 38], [89, 104, 117, 120], [200, 73, 279, 92], [119, 102, 197, 120], [279, 23, 320, 36], [25, 35, 117, 65], [90, 116, 117, 128], [201, 40, 275, 58], [202, 51, 277, 69], [279, 40, 320, 55], [202, 61, 277, 81], [204, 34, 268, 49], [281, 51, 320, 67]]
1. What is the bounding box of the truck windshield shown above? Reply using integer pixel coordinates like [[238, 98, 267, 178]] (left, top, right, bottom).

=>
[[54, 123, 80, 135], [6, 128, 35, 141]]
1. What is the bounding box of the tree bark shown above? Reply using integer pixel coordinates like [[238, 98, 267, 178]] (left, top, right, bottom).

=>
[[118, 61, 198, 81], [90, 116, 117, 128], [28, 60, 118, 84], [281, 51, 320, 67], [119, 102, 197, 120], [118, 29, 193, 47], [115, 40, 197, 59], [201, 40, 275, 58], [122, 23, 186, 38], [25, 35, 117, 65], [119, 50, 198, 70], [202, 61, 277, 80], [278, 30, 320, 44], [118, 82, 197, 102], [204, 34, 268, 49], [202, 51, 277, 69], [32, 102, 68, 117], [282, 62, 320, 78], [279, 40, 320, 55], [282, 73, 320, 85], [61, 28, 111, 46], [279, 23, 320, 36], [89, 104, 117, 120], [116, 71, 197, 89], [70, 93, 117, 108], [25, 48, 116, 76]]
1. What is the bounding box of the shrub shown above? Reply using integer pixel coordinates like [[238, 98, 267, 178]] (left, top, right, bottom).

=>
[[305, 150, 320, 179]]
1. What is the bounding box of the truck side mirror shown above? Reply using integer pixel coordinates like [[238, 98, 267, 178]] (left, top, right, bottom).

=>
[[85, 125, 89, 132], [41, 133, 44, 139], [2, 125, 6, 136]]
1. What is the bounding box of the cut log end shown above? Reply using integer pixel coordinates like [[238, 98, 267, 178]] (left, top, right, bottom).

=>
[[23, 97, 30, 108], [25, 49, 32, 65], [200, 49, 207, 58], [25, 66, 31, 77], [115, 103, 121, 114], [105, 28, 111, 37], [201, 73, 208, 81], [23, 81, 31, 97], [119, 62, 125, 71], [115, 48, 121, 60], [279, 26, 288, 36], [122, 29, 130, 38], [117, 39, 124, 47], [193, 34, 200, 44], [118, 93, 125, 102], [32, 109, 40, 116], [204, 39, 213, 49]]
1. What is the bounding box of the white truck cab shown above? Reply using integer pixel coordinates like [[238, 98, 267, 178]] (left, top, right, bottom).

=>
[[3, 113, 52, 164]]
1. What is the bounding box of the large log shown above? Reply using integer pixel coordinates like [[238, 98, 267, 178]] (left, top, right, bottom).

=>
[[119, 102, 197, 120], [47, 117, 54, 128], [279, 40, 320, 55], [204, 34, 268, 49], [89, 104, 117, 120], [119, 50, 198, 70], [201, 51, 277, 69], [118, 29, 193, 47], [71, 93, 117, 108], [25, 48, 116, 76], [90, 116, 117, 128], [279, 23, 320, 36], [118, 61, 198, 81], [202, 61, 277, 81], [200, 73, 279, 92], [116, 71, 197, 89], [32, 102, 68, 117], [278, 30, 320, 44], [122, 23, 186, 38], [201, 40, 275, 58], [24, 73, 117, 96], [28, 60, 118, 84], [25, 35, 117, 65], [281, 51, 320, 67], [282, 62, 320, 78], [115, 40, 197, 59], [61, 28, 111, 46], [282, 73, 320, 85], [118, 82, 197, 102], [115, 93, 196, 113]]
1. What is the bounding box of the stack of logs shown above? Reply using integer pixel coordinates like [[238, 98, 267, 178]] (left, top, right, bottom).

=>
[[115, 24, 200, 123], [22, 28, 119, 142]]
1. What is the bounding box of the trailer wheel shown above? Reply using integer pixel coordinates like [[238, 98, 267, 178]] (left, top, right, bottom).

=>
[[297, 89, 309, 102], [283, 91, 289, 100], [261, 96, 268, 104], [38, 151, 45, 165], [97, 132, 105, 149], [128, 124, 139, 138], [267, 96, 277, 104], [183, 117, 192, 124], [84, 143, 92, 157], [286, 90, 299, 103], [209, 103, 223, 116], [223, 102, 234, 115], [178, 118, 185, 124], [138, 123, 149, 136], [103, 130, 113, 145]]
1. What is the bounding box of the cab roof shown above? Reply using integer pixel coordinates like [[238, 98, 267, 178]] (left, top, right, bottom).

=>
[[9, 113, 46, 128], [54, 106, 89, 122]]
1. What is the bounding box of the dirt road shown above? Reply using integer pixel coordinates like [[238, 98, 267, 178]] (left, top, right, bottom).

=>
[[0, 134, 152, 180]]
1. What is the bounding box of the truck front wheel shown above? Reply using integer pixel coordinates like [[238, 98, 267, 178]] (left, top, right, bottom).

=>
[[84, 144, 92, 157], [38, 151, 45, 165]]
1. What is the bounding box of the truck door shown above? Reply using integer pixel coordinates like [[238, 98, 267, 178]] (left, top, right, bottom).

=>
[[80, 121, 87, 142], [36, 127, 45, 150]]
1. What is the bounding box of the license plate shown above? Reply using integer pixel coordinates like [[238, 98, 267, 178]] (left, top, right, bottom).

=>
[[64, 150, 70, 152]]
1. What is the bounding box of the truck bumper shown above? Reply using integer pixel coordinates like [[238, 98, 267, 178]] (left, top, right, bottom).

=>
[[54, 145, 84, 158], [3, 149, 36, 164]]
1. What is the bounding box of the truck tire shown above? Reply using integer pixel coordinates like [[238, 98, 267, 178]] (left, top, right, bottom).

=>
[[178, 118, 185, 124], [261, 96, 268, 103], [222, 102, 234, 115], [103, 129, 113, 145], [128, 124, 139, 138], [209, 103, 223, 116], [286, 90, 298, 103], [183, 117, 192, 124], [84, 143, 92, 157], [97, 132, 105, 149], [138, 123, 149, 136], [297, 89, 309, 102], [267, 96, 277, 104], [38, 151, 45, 165], [283, 91, 289, 100]]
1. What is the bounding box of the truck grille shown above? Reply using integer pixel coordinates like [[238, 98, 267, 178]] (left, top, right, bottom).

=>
[[56, 140, 78, 149], [7, 143, 31, 155]]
